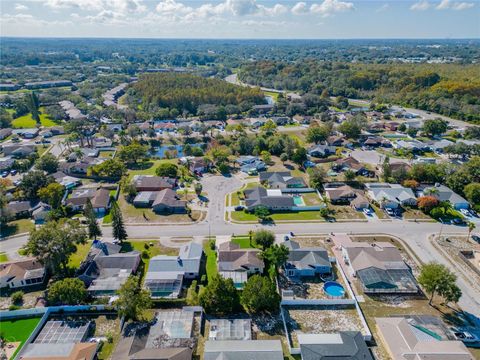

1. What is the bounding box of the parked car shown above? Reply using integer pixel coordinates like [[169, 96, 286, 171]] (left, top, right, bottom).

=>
[[471, 235, 480, 244], [460, 209, 471, 217], [452, 218, 466, 226], [234, 205, 245, 211], [363, 208, 373, 216], [450, 328, 478, 343], [1, 171, 8, 178], [385, 208, 395, 216], [10, 169, 17, 175]]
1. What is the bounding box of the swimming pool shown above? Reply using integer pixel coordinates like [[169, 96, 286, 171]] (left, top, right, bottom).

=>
[[293, 196, 304, 206], [323, 281, 346, 298]]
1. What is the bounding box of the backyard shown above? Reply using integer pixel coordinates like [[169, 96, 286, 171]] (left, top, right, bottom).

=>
[[0, 317, 42, 358], [203, 239, 218, 283]]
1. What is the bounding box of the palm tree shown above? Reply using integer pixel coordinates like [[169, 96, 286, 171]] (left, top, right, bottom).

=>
[[248, 230, 254, 247]]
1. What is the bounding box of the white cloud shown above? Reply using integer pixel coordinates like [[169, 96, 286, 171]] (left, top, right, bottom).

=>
[[291, 2, 308, 14], [45, 0, 145, 13], [410, 1, 431, 10], [376, 3, 389, 12], [14, 3, 29, 11], [451, 2, 475, 10], [436, 0, 475, 10], [156, 0, 193, 15], [310, 0, 355, 17]]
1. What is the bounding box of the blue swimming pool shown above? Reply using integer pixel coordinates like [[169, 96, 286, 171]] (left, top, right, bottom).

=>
[[293, 196, 304, 206], [323, 281, 346, 298]]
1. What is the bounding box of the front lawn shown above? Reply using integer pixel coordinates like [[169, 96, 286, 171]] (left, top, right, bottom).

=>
[[231, 235, 258, 249], [0, 317, 41, 358], [1, 219, 34, 238], [0, 253, 9, 263], [230, 210, 329, 222], [203, 240, 218, 283]]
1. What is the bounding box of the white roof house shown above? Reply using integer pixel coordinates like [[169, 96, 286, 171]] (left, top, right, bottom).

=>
[[366, 183, 417, 209]]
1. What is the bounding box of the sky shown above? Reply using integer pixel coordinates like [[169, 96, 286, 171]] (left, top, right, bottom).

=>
[[0, 0, 479, 39]]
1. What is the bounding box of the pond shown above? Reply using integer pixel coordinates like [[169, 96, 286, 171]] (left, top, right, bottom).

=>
[[151, 143, 203, 158]]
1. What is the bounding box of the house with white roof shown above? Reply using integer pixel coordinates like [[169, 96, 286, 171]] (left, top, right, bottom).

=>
[[366, 183, 417, 209]]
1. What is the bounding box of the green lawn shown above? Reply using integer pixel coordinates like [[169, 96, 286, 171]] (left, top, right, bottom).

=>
[[203, 241, 218, 283], [68, 241, 92, 269], [302, 192, 323, 206], [99, 150, 115, 158], [231, 209, 331, 222], [263, 90, 280, 101], [0, 317, 42, 358], [126, 159, 178, 181], [11, 107, 57, 128], [120, 240, 178, 278], [231, 236, 258, 249], [0, 253, 9, 263], [1, 219, 34, 238]]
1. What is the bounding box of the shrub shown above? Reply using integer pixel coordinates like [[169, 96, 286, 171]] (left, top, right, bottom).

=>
[[141, 250, 150, 259], [11, 291, 24, 305]]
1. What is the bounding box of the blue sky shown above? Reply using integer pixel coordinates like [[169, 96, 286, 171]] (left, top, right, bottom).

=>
[[1, 0, 479, 38]]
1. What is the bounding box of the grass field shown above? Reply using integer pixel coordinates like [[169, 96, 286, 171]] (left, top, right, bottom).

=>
[[126, 159, 178, 181], [1, 219, 34, 238], [11, 107, 57, 128], [263, 90, 280, 101], [231, 235, 258, 249], [0, 253, 9, 263], [203, 240, 218, 282], [0, 317, 41, 358], [231, 210, 328, 222], [68, 241, 92, 269]]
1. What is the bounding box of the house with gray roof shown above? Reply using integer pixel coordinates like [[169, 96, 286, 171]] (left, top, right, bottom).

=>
[[112, 310, 194, 360], [65, 187, 111, 214], [308, 144, 337, 158], [341, 241, 417, 294], [204, 340, 284, 360], [151, 188, 187, 214], [244, 187, 294, 211], [2, 144, 36, 157], [0, 156, 14, 171], [259, 171, 306, 189], [237, 156, 266, 174], [144, 243, 202, 298], [217, 242, 264, 289], [298, 332, 373, 360], [0, 128, 12, 140], [418, 183, 470, 210], [283, 240, 332, 278], [132, 175, 176, 192], [376, 317, 474, 360], [366, 183, 417, 209], [77, 241, 141, 296]]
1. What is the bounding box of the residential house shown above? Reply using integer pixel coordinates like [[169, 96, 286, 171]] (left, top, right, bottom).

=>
[[395, 140, 430, 152], [0, 84, 20, 91], [0, 156, 14, 171], [244, 187, 294, 211], [152, 189, 187, 214], [327, 135, 345, 146], [376, 317, 474, 360], [204, 340, 283, 360], [324, 185, 357, 205], [341, 241, 418, 293], [0, 258, 46, 289], [12, 128, 39, 139], [155, 122, 177, 132], [249, 118, 267, 129], [6, 200, 34, 219], [351, 193, 370, 210], [0, 128, 12, 140], [384, 122, 400, 131], [333, 157, 373, 177], [376, 162, 411, 178], [217, 242, 264, 289], [132, 175, 176, 192], [24, 80, 73, 89], [60, 157, 105, 175], [417, 184, 470, 210], [293, 115, 314, 125], [366, 183, 417, 209], [2, 144, 36, 157], [93, 137, 113, 148], [32, 202, 51, 224], [77, 241, 141, 296], [65, 187, 111, 214], [208, 319, 252, 341], [308, 144, 337, 158], [20, 320, 97, 360], [237, 156, 266, 174], [283, 240, 332, 277], [59, 100, 86, 120], [52, 171, 81, 189], [259, 171, 307, 189], [271, 116, 290, 125], [112, 310, 194, 360], [298, 332, 373, 360], [252, 104, 274, 114], [429, 139, 454, 153], [363, 136, 391, 148], [145, 243, 202, 298], [189, 157, 208, 174]]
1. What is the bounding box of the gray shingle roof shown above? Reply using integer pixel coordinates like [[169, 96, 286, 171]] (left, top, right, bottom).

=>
[[204, 340, 283, 360], [299, 332, 373, 360]]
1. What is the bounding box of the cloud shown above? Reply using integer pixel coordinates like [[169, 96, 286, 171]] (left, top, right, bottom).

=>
[[436, 0, 475, 10], [14, 3, 29, 11], [291, 2, 308, 14], [376, 3, 389, 12], [410, 0, 431, 10], [45, 0, 145, 13], [310, 0, 355, 16]]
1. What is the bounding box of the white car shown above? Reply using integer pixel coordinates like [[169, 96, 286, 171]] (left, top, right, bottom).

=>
[[451, 328, 478, 343], [363, 208, 373, 216], [460, 209, 471, 217]]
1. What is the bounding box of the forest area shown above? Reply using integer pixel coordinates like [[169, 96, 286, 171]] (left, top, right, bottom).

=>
[[238, 61, 480, 123], [129, 73, 265, 118]]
